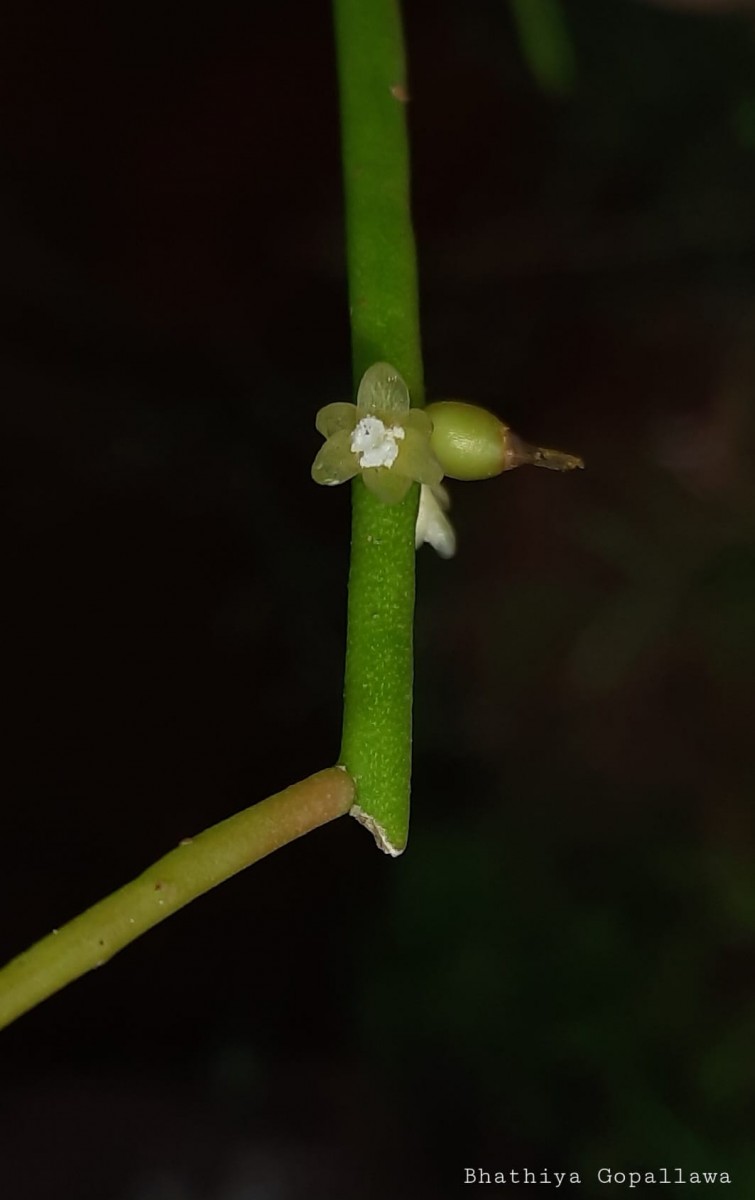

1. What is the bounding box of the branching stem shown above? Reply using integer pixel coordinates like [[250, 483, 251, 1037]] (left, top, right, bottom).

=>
[[0, 768, 354, 1030]]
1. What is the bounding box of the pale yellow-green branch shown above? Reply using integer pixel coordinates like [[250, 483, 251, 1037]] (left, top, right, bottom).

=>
[[0, 767, 355, 1030]]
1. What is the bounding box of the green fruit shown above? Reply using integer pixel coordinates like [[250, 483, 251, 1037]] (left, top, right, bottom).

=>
[[426, 400, 584, 480], [425, 400, 509, 480]]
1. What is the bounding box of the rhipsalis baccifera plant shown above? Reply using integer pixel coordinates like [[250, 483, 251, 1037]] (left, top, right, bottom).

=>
[[0, 0, 582, 1030]]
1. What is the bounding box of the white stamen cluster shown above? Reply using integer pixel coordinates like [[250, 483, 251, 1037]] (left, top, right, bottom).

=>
[[350, 416, 405, 470]]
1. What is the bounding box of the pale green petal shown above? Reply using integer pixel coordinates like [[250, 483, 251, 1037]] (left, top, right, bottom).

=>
[[356, 362, 410, 418], [404, 408, 432, 436], [316, 402, 357, 438], [361, 465, 413, 504], [394, 427, 444, 487], [311, 429, 359, 485]]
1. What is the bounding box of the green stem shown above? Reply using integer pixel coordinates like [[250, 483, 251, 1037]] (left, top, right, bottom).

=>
[[333, 0, 423, 856], [0, 768, 354, 1030]]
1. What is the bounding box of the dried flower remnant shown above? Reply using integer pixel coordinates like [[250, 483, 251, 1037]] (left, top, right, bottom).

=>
[[311, 362, 443, 504]]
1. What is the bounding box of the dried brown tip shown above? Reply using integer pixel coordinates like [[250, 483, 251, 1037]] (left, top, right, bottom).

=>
[[530, 445, 585, 472], [503, 432, 584, 473]]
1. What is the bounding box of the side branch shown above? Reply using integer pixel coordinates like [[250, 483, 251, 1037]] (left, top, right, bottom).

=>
[[0, 767, 355, 1030]]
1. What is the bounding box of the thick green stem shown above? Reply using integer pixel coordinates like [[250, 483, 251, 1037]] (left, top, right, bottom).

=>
[[333, 0, 423, 856], [0, 768, 354, 1030]]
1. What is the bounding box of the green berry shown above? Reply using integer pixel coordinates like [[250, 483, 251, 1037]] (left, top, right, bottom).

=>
[[426, 400, 584, 480], [425, 400, 508, 480]]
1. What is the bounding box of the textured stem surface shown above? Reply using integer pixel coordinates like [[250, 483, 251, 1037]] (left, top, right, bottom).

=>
[[333, 0, 423, 855]]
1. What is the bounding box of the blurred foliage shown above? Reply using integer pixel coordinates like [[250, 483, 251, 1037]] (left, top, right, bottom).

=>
[[509, 0, 577, 98]]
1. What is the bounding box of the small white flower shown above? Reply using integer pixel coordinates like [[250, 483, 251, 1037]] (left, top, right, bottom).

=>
[[311, 362, 443, 504]]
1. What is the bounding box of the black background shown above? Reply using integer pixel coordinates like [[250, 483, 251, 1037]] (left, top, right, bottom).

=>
[[2, 0, 755, 1196]]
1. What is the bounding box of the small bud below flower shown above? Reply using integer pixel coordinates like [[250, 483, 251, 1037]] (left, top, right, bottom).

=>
[[415, 483, 456, 558]]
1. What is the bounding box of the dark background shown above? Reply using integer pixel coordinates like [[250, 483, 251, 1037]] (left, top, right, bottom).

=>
[[2, 0, 755, 1195]]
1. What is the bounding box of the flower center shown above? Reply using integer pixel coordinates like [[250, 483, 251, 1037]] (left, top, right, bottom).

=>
[[350, 416, 405, 470]]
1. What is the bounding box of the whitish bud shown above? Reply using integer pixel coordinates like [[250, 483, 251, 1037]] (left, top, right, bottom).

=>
[[425, 400, 584, 481], [415, 483, 456, 558]]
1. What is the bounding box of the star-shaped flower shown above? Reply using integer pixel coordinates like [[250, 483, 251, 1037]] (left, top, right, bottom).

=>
[[311, 362, 444, 504]]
